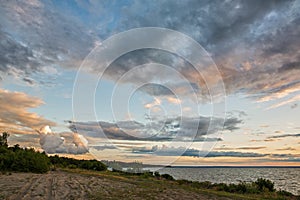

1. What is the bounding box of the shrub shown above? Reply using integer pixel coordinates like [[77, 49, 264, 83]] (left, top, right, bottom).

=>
[[196, 181, 212, 189], [176, 179, 192, 185], [154, 171, 160, 177], [49, 156, 107, 171], [235, 183, 247, 193], [277, 190, 293, 196], [213, 183, 229, 191], [0, 147, 50, 173], [140, 172, 153, 178], [161, 173, 174, 180], [255, 178, 275, 192]]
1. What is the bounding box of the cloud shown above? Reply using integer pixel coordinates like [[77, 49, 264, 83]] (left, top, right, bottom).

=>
[[94, 1, 299, 108], [90, 145, 117, 151], [276, 147, 296, 151], [291, 103, 298, 109], [8, 133, 40, 148], [1, 0, 299, 107], [143, 96, 181, 112], [237, 146, 266, 150], [38, 126, 88, 154], [268, 133, 300, 139], [227, 110, 247, 118], [0, 28, 40, 78], [166, 96, 181, 104], [131, 145, 300, 159], [266, 93, 300, 110], [95, 0, 300, 107], [264, 138, 277, 142], [0, 89, 55, 134], [205, 151, 266, 158], [139, 83, 176, 96], [122, 1, 300, 105], [144, 97, 161, 109], [68, 115, 241, 142], [214, 146, 266, 151], [132, 145, 268, 158], [278, 62, 300, 72], [0, 0, 97, 83], [278, 158, 300, 162]]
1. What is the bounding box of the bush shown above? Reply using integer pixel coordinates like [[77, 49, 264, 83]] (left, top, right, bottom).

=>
[[195, 181, 212, 189], [0, 146, 50, 173], [161, 173, 174, 180], [154, 171, 160, 177], [277, 190, 293, 196], [213, 183, 229, 191], [255, 178, 275, 192], [49, 156, 107, 171], [236, 183, 248, 193], [176, 179, 192, 185], [139, 172, 153, 178], [173, 178, 281, 195]]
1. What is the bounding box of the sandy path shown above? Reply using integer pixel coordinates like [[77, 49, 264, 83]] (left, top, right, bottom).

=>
[[0, 171, 92, 200], [0, 171, 231, 200]]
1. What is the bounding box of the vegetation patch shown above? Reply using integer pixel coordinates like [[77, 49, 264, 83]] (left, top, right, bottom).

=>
[[0, 132, 106, 173]]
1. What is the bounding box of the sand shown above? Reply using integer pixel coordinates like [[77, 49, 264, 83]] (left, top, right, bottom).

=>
[[0, 170, 232, 200]]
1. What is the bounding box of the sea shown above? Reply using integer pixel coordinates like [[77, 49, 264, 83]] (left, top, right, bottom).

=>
[[145, 167, 300, 195]]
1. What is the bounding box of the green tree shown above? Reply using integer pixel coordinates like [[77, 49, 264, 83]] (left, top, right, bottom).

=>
[[0, 132, 9, 147]]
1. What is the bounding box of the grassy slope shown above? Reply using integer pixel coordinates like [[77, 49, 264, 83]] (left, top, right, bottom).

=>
[[64, 169, 300, 200]]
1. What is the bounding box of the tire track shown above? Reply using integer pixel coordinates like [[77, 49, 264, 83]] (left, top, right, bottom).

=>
[[11, 174, 42, 200], [47, 173, 57, 200]]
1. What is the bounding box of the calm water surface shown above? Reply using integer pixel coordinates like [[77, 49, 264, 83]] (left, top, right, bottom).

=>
[[146, 167, 300, 195]]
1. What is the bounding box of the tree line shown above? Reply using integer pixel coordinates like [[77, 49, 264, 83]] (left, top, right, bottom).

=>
[[0, 132, 106, 173]]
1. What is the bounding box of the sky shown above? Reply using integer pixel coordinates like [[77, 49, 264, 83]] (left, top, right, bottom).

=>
[[0, 0, 299, 166]]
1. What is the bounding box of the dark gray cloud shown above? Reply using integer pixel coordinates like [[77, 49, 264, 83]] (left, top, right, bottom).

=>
[[132, 145, 267, 158], [114, 0, 286, 49], [0, 28, 40, 76], [278, 62, 300, 72], [90, 145, 117, 151], [139, 83, 175, 96], [214, 146, 266, 151], [131, 145, 300, 158], [223, 117, 243, 131], [279, 158, 300, 162], [276, 147, 296, 151], [0, 1, 97, 83], [236, 146, 266, 150], [68, 115, 241, 142], [205, 151, 266, 158], [269, 153, 300, 158], [22, 77, 36, 86], [268, 133, 300, 139], [1, 0, 299, 106], [92, 0, 300, 104]]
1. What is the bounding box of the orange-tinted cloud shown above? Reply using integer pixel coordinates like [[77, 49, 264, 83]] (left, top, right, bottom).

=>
[[0, 89, 55, 134]]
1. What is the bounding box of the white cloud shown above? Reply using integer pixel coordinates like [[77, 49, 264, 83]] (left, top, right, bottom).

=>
[[38, 126, 89, 154]]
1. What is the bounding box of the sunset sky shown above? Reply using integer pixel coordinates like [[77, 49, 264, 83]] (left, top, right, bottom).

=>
[[0, 0, 299, 166]]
